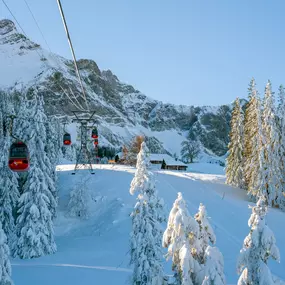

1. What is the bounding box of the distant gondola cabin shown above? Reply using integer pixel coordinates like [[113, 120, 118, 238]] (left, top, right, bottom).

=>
[[91, 128, 98, 139], [94, 138, 98, 145], [8, 142, 30, 172], [63, 133, 71, 145]]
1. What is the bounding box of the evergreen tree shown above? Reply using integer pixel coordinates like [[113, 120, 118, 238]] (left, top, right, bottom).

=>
[[15, 95, 56, 258], [63, 144, 76, 162], [161, 159, 166, 170], [163, 193, 202, 285], [225, 98, 245, 189], [115, 154, 119, 163], [249, 99, 267, 200], [129, 142, 164, 285], [202, 246, 226, 285], [0, 137, 19, 249], [0, 221, 13, 285], [0, 92, 19, 249], [262, 81, 283, 207], [243, 78, 260, 191], [237, 197, 280, 285], [67, 177, 91, 219], [45, 116, 62, 218], [194, 203, 216, 263], [277, 85, 285, 184]]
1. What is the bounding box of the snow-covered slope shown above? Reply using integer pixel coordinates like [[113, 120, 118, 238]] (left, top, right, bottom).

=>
[[0, 19, 235, 158], [11, 164, 285, 285]]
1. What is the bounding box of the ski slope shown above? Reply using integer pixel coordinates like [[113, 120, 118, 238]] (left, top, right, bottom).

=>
[[11, 164, 285, 285]]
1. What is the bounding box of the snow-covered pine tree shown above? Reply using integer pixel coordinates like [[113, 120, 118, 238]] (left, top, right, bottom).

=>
[[129, 142, 164, 285], [225, 97, 245, 189], [0, 221, 13, 285], [63, 143, 76, 162], [194, 203, 216, 263], [202, 246, 226, 285], [14, 92, 33, 143], [237, 196, 280, 285], [0, 136, 19, 250], [243, 78, 260, 192], [67, 177, 91, 219], [249, 98, 267, 200], [262, 81, 283, 207], [15, 94, 57, 258], [45, 115, 62, 218], [277, 85, 285, 162], [277, 85, 285, 206], [163, 193, 202, 285], [0, 92, 20, 250]]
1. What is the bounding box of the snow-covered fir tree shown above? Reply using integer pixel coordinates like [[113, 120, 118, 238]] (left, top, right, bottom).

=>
[[202, 246, 226, 285], [277, 85, 285, 189], [63, 143, 76, 162], [225, 97, 245, 189], [67, 177, 91, 219], [243, 78, 260, 192], [262, 81, 283, 207], [249, 98, 267, 200], [0, 136, 19, 249], [14, 92, 33, 143], [0, 221, 13, 285], [15, 94, 57, 258], [237, 196, 280, 285], [163, 193, 202, 285], [0, 92, 20, 249], [45, 115, 62, 218], [129, 142, 164, 285], [194, 203, 216, 263], [45, 117, 61, 172]]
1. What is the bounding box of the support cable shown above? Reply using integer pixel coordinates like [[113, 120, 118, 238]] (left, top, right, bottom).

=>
[[22, 0, 85, 111], [56, 0, 89, 111], [2, 0, 85, 111]]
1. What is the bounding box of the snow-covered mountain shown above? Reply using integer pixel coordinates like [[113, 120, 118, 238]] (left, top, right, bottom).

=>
[[0, 19, 239, 157]]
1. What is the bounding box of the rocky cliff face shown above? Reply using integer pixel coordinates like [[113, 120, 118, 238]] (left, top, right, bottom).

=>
[[0, 19, 237, 158]]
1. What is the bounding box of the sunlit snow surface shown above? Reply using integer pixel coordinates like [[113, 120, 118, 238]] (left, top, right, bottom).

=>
[[12, 163, 285, 285]]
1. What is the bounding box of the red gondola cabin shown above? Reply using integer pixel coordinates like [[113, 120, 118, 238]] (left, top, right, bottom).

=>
[[91, 128, 98, 139], [94, 138, 98, 145], [63, 133, 71, 145], [8, 141, 30, 172]]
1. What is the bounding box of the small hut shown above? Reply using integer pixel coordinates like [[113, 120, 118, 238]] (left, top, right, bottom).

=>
[[149, 154, 188, 171]]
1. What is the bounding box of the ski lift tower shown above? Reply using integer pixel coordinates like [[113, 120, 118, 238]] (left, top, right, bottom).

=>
[[71, 110, 97, 175]]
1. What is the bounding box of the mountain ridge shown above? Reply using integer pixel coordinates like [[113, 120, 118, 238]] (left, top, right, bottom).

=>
[[0, 18, 236, 158]]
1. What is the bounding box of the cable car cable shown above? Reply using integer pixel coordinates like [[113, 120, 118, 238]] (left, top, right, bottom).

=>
[[2, 0, 85, 112], [23, 0, 52, 53], [56, 0, 90, 111], [2, 0, 48, 62], [22, 0, 85, 111], [1, 0, 28, 37]]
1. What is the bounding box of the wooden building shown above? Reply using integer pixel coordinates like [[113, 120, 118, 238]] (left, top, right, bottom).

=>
[[149, 154, 188, 171]]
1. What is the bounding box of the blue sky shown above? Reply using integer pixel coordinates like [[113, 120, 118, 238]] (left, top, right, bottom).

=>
[[1, 0, 285, 106]]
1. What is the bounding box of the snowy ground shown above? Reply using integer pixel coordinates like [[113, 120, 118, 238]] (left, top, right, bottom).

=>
[[12, 163, 285, 285]]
